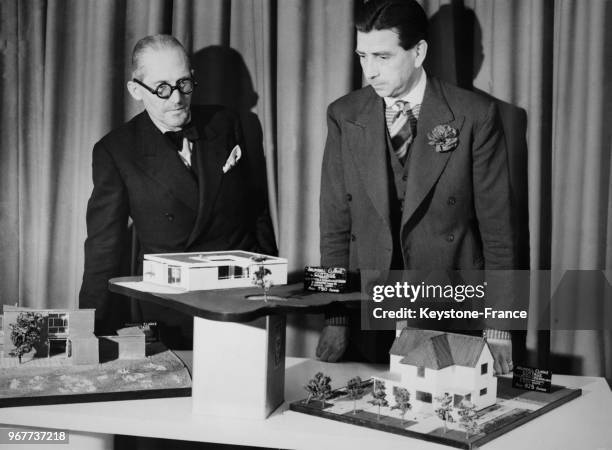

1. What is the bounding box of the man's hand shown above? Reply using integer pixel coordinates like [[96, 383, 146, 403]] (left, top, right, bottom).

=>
[[316, 325, 349, 362], [487, 338, 513, 374]]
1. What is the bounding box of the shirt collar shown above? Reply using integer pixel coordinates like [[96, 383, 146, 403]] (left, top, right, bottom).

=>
[[384, 69, 427, 108]]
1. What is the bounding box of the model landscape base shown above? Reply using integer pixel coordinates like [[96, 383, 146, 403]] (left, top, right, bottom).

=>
[[0, 342, 191, 408], [290, 377, 581, 449]]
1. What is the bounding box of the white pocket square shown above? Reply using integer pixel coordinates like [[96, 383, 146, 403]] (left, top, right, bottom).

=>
[[222, 145, 242, 173]]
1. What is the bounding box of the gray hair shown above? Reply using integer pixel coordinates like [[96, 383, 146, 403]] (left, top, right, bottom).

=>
[[131, 34, 189, 79]]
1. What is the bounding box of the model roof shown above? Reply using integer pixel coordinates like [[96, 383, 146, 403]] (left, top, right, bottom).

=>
[[2, 305, 95, 313], [145, 251, 286, 266], [390, 329, 487, 370]]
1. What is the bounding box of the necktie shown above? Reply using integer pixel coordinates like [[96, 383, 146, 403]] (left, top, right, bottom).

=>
[[164, 123, 198, 151], [164, 123, 199, 173], [385, 101, 420, 163]]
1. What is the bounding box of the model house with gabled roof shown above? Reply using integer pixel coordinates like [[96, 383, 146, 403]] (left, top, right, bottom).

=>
[[382, 328, 497, 412]]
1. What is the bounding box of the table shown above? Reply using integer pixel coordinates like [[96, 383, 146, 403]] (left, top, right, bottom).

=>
[[108, 278, 362, 322], [0, 357, 611, 450], [109, 278, 362, 419]]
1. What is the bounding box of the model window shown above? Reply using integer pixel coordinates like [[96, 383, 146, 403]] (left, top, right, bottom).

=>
[[218, 266, 230, 279], [218, 265, 248, 280], [453, 394, 462, 406], [481, 363, 488, 374], [168, 266, 182, 284], [454, 393, 472, 406], [48, 313, 69, 336], [417, 366, 425, 377], [416, 390, 432, 403], [480, 388, 487, 396]]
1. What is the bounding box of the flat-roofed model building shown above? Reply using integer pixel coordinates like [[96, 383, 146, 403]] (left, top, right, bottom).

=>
[[143, 251, 287, 291], [1, 305, 98, 365]]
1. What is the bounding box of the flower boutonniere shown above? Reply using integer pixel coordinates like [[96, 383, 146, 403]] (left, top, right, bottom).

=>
[[427, 124, 459, 153]]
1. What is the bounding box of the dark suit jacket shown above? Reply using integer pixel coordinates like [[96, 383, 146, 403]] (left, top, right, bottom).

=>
[[320, 77, 516, 274], [79, 105, 277, 331]]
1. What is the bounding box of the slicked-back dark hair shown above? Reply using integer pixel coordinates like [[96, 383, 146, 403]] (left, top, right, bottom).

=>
[[355, 0, 428, 50]]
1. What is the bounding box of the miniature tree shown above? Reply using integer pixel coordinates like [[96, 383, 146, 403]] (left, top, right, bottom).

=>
[[368, 379, 389, 420], [9, 312, 44, 363], [252, 265, 273, 302], [434, 392, 455, 433], [457, 400, 481, 438], [346, 376, 366, 414], [304, 372, 332, 407], [391, 387, 412, 424]]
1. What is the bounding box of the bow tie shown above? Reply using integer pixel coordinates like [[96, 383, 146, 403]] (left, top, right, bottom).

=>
[[164, 123, 199, 151]]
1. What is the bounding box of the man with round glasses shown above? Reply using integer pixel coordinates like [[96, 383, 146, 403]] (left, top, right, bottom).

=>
[[79, 34, 277, 337], [131, 77, 195, 100]]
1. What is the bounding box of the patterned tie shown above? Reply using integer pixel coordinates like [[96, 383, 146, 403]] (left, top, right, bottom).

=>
[[385, 100, 420, 163]]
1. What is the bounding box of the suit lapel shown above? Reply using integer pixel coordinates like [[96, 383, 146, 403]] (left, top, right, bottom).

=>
[[134, 112, 199, 212], [186, 113, 228, 247], [401, 78, 464, 227], [347, 88, 391, 230]]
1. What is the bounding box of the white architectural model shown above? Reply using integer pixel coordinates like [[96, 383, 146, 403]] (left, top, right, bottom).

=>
[[143, 251, 287, 291], [0, 306, 147, 366], [1, 305, 99, 365], [378, 328, 497, 412]]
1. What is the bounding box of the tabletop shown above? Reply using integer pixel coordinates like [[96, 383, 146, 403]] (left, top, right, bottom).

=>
[[0, 356, 610, 450], [109, 277, 363, 322]]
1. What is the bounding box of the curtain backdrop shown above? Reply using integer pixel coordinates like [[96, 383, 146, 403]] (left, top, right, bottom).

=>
[[1, 0, 610, 380], [550, 0, 612, 380]]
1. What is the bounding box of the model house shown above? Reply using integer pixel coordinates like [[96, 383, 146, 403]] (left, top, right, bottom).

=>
[[143, 250, 288, 291], [381, 328, 497, 412], [1, 306, 149, 365], [1, 305, 99, 365], [100, 327, 145, 360]]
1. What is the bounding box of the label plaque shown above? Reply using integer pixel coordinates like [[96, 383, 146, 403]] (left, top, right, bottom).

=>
[[124, 322, 159, 343], [304, 266, 348, 293], [512, 365, 552, 393]]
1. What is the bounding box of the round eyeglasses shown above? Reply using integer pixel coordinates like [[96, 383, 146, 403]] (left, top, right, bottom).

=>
[[132, 78, 196, 99]]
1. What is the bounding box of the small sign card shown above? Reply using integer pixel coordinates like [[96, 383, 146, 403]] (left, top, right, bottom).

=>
[[512, 365, 552, 393], [304, 266, 348, 293], [125, 322, 159, 343]]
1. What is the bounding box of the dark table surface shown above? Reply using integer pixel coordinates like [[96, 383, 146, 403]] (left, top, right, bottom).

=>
[[109, 277, 362, 323]]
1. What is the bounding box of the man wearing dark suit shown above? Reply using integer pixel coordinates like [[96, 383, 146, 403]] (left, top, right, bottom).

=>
[[317, 0, 516, 373], [79, 35, 277, 335]]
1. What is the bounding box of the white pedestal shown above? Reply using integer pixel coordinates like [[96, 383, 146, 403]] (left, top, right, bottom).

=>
[[192, 314, 286, 419]]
